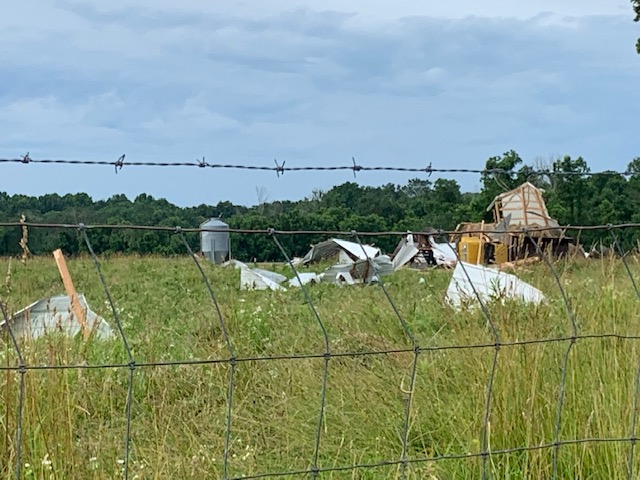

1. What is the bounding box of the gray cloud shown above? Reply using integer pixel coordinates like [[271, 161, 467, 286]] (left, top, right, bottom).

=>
[[0, 2, 638, 205]]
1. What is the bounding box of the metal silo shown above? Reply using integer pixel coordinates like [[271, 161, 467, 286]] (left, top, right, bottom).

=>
[[200, 218, 230, 263]]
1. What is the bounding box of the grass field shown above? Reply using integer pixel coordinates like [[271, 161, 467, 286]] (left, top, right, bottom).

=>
[[1, 252, 640, 479]]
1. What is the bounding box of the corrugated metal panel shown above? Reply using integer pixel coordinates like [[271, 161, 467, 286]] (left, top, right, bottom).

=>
[[240, 268, 286, 291], [1, 294, 114, 340], [446, 262, 545, 309], [301, 239, 380, 265]]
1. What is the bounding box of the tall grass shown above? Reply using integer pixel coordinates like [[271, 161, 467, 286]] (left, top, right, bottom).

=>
[[0, 254, 639, 479]]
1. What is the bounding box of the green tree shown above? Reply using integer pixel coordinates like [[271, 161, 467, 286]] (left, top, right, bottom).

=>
[[477, 150, 540, 221], [633, 0, 640, 53], [546, 155, 592, 225]]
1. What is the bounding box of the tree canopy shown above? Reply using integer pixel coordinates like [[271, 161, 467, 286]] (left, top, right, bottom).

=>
[[634, 0, 640, 53]]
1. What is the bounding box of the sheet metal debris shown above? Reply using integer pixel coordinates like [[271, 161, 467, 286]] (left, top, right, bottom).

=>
[[429, 237, 457, 268], [1, 294, 115, 340], [230, 237, 397, 290], [446, 262, 545, 309], [223, 260, 288, 291], [391, 233, 457, 269], [240, 266, 287, 291], [299, 238, 381, 266], [253, 269, 287, 285], [320, 255, 394, 285], [392, 236, 420, 270], [288, 273, 321, 287]]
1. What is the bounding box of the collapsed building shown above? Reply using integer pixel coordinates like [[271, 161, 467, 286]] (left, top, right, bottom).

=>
[[453, 182, 574, 265], [296, 238, 381, 266], [235, 238, 393, 290]]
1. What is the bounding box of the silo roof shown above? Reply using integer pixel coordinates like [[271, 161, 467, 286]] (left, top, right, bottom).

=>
[[200, 218, 229, 228]]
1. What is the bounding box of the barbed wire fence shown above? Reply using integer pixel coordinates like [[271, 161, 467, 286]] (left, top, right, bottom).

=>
[[1, 154, 639, 177], [1, 158, 640, 478]]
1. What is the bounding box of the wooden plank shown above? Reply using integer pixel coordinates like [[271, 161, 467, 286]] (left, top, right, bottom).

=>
[[53, 249, 90, 340]]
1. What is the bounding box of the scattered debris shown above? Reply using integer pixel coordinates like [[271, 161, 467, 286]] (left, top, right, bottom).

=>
[[587, 242, 617, 259], [320, 255, 394, 285], [391, 231, 456, 269], [230, 237, 394, 290], [240, 267, 287, 291], [391, 235, 421, 270], [223, 259, 289, 291], [222, 259, 250, 270], [0, 294, 114, 340], [570, 244, 589, 259], [0, 248, 115, 340], [298, 238, 381, 266], [499, 257, 540, 270], [53, 249, 92, 339], [288, 273, 320, 287], [446, 262, 545, 310], [253, 269, 287, 285], [428, 237, 457, 268]]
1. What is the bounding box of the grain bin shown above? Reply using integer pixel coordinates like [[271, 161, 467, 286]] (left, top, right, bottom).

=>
[[200, 218, 230, 263]]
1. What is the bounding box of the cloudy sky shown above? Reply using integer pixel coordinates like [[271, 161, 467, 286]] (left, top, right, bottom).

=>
[[1, 1, 638, 207]]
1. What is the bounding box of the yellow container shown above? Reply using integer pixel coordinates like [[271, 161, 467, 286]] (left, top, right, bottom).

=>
[[494, 243, 508, 264], [458, 237, 482, 264]]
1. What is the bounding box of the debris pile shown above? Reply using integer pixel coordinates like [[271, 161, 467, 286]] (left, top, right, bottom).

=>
[[453, 182, 574, 266], [446, 262, 545, 310], [227, 183, 570, 304], [296, 238, 381, 266], [1, 294, 114, 340], [391, 231, 456, 269], [1, 249, 115, 340], [229, 238, 393, 291]]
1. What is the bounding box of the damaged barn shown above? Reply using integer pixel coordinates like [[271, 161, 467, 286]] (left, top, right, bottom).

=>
[[453, 182, 575, 266]]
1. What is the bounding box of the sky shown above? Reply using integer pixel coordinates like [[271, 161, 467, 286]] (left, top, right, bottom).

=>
[[1, 0, 639, 207]]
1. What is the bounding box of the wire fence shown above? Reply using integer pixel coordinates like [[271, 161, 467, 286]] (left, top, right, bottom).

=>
[[0, 220, 639, 479], [2, 155, 640, 478], [1, 153, 639, 178]]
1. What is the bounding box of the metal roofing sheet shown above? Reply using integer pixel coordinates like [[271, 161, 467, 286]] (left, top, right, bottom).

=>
[[1, 294, 114, 340]]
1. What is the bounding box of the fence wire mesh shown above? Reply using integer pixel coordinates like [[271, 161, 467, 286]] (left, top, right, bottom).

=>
[[1, 161, 640, 478]]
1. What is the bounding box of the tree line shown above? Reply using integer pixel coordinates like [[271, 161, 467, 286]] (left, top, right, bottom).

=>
[[1, 151, 639, 261]]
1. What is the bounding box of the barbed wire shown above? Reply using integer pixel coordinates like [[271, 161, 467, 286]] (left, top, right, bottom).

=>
[[1, 154, 639, 178], [1, 222, 640, 478]]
